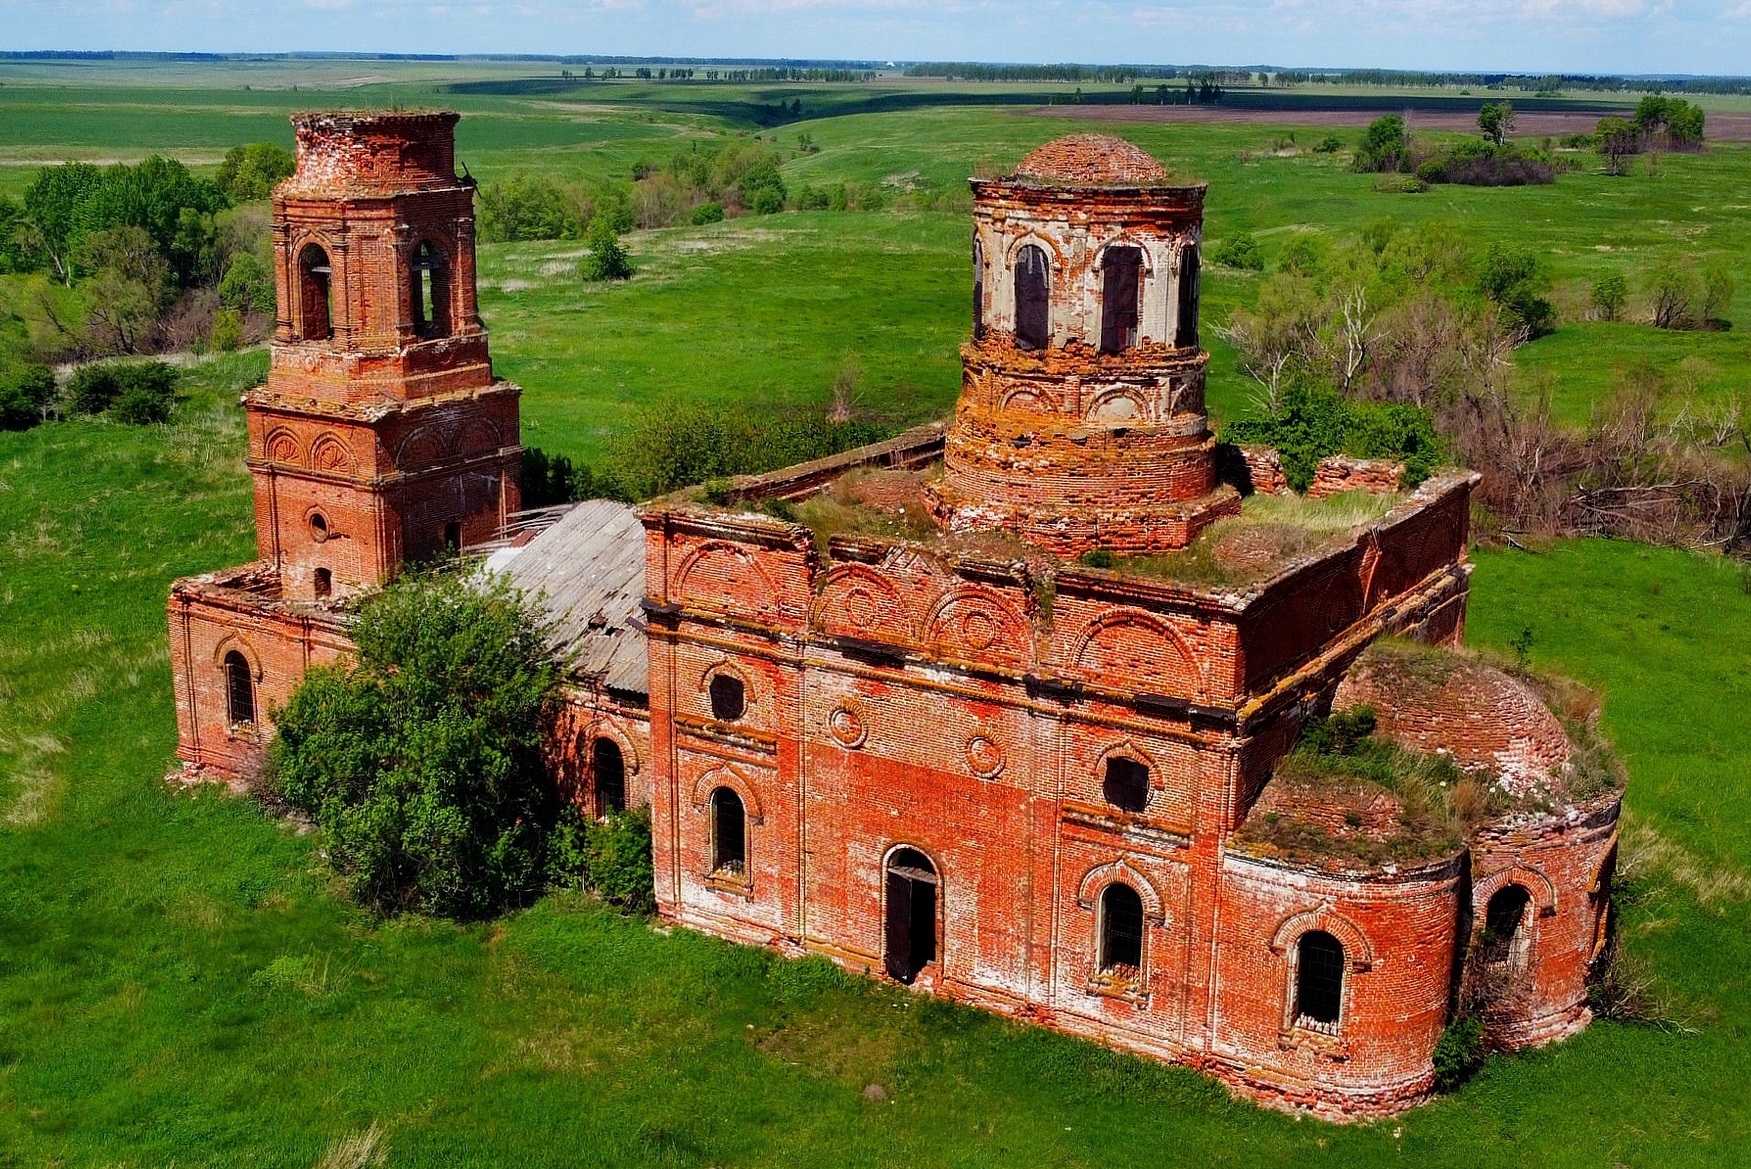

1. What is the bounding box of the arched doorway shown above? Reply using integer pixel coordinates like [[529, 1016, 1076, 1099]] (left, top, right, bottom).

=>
[[1100, 245, 1143, 353], [884, 847, 938, 984], [593, 737, 626, 816], [298, 243, 333, 341], [1014, 244, 1050, 350]]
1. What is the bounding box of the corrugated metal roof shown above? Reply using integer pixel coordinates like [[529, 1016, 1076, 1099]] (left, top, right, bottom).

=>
[[491, 499, 649, 696]]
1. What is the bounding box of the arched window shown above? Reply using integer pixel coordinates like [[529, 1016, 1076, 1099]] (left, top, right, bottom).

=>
[[1483, 884, 1533, 973], [223, 650, 256, 726], [410, 240, 450, 339], [710, 787, 746, 876], [594, 737, 626, 816], [1294, 930, 1345, 1031], [709, 673, 746, 722], [1098, 882, 1145, 974], [885, 847, 938, 984], [298, 244, 332, 341], [972, 235, 985, 339], [1174, 243, 1200, 348], [1100, 245, 1143, 354], [1014, 243, 1051, 350], [1103, 756, 1150, 813]]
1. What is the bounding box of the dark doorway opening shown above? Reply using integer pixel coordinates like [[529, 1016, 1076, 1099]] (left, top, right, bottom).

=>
[[1482, 884, 1532, 972], [710, 787, 746, 876], [443, 521, 462, 552], [593, 737, 626, 816], [1175, 244, 1201, 348], [1098, 883, 1145, 973], [411, 241, 450, 339], [298, 244, 333, 341], [1103, 756, 1150, 812], [885, 847, 938, 984], [1100, 246, 1143, 354], [972, 236, 985, 340], [313, 568, 332, 599], [1014, 244, 1050, 350]]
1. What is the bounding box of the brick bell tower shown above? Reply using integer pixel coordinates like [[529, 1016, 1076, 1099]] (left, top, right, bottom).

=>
[[247, 111, 520, 600], [923, 134, 1239, 556]]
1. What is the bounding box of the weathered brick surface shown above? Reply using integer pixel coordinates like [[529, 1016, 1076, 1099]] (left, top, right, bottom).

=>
[[165, 121, 1622, 1120], [1308, 456, 1407, 499], [169, 110, 521, 774]]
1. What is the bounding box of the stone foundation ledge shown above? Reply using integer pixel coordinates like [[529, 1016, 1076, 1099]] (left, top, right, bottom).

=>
[[1202, 1053, 1436, 1122], [1486, 1001, 1592, 1051]]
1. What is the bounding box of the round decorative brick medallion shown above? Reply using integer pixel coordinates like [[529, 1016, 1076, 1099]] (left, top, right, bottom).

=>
[[966, 734, 1005, 778], [846, 586, 878, 628], [960, 610, 998, 651], [828, 704, 867, 748]]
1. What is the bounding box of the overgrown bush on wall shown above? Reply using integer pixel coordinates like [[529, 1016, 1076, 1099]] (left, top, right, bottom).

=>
[[270, 570, 561, 919], [1221, 383, 1445, 492]]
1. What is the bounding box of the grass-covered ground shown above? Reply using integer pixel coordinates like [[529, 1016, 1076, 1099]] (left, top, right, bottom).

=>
[[2, 62, 1751, 1165]]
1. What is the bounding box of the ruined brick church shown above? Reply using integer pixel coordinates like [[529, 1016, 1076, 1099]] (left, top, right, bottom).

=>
[[169, 113, 1623, 1119]]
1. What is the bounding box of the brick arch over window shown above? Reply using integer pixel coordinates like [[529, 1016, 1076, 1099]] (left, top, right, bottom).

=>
[[812, 564, 914, 644], [922, 587, 1031, 667], [295, 238, 336, 341], [209, 635, 263, 678], [309, 432, 354, 474], [1070, 609, 1206, 699], [1085, 388, 1151, 424], [396, 426, 450, 469], [1076, 858, 1167, 925], [696, 656, 757, 721], [1090, 234, 1158, 277], [581, 717, 642, 778], [456, 418, 504, 457], [689, 763, 765, 824], [1269, 907, 1376, 971], [997, 386, 1057, 413], [264, 427, 303, 466], [1475, 863, 1559, 917], [673, 541, 781, 616]]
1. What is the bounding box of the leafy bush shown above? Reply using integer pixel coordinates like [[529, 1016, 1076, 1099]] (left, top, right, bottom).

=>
[[748, 185, 786, 216], [1221, 384, 1444, 492], [548, 805, 656, 914], [1644, 261, 1704, 330], [611, 399, 885, 501], [690, 201, 725, 226], [109, 365, 179, 425], [1592, 272, 1628, 321], [477, 174, 586, 243], [1432, 1015, 1487, 1091], [218, 252, 275, 314], [1476, 243, 1556, 337], [1353, 115, 1408, 173], [209, 308, 244, 353], [269, 570, 561, 918], [216, 142, 295, 201], [0, 360, 56, 430], [67, 363, 123, 414], [581, 213, 633, 282], [1313, 135, 1344, 154], [1211, 232, 1265, 271]]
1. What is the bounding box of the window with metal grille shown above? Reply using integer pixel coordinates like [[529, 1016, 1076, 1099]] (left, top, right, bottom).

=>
[[1295, 930, 1345, 1030], [1103, 756, 1150, 813], [223, 650, 255, 726], [1098, 883, 1145, 974], [1100, 245, 1143, 354], [1014, 244, 1051, 350], [298, 244, 333, 341], [593, 737, 626, 816], [709, 674, 746, 721], [710, 787, 746, 876]]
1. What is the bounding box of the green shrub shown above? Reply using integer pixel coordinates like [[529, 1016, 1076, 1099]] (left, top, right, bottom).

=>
[[478, 173, 585, 243], [1221, 384, 1443, 492], [209, 308, 244, 353], [1354, 115, 1408, 173], [748, 186, 786, 216], [1211, 232, 1264, 271], [218, 252, 274, 313], [270, 570, 560, 918], [1432, 1015, 1486, 1091], [110, 380, 174, 424], [1313, 135, 1344, 154], [690, 201, 725, 226], [1592, 272, 1628, 322], [67, 363, 123, 415], [216, 142, 295, 201], [1476, 242, 1556, 337], [1079, 549, 1116, 569], [547, 805, 655, 914], [581, 213, 633, 282], [0, 360, 56, 430]]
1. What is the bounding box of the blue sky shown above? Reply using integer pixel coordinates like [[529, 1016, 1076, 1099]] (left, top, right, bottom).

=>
[[7, 1, 1750, 76]]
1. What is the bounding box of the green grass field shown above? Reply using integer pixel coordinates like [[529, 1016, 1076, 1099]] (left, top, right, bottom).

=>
[[2, 61, 1751, 1166]]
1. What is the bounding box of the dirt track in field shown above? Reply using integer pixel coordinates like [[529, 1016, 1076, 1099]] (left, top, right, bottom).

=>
[[1032, 104, 1751, 143]]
